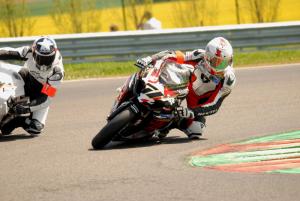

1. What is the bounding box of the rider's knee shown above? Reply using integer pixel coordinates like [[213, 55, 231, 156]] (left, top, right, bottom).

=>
[[24, 118, 44, 135], [186, 120, 205, 134]]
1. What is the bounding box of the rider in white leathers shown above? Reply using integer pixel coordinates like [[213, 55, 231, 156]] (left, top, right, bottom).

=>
[[136, 37, 236, 139], [0, 36, 64, 135]]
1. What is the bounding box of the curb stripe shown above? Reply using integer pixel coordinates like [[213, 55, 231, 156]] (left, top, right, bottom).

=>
[[239, 130, 300, 144], [270, 168, 300, 174], [190, 151, 300, 167], [190, 130, 300, 173], [208, 158, 300, 172], [192, 139, 300, 156]]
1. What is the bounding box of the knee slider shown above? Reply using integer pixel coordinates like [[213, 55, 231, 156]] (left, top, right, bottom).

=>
[[186, 121, 205, 135]]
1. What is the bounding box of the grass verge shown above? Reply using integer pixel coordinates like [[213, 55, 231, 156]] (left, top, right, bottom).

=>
[[64, 50, 300, 80]]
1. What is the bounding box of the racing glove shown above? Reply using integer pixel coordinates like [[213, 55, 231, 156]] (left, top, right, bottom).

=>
[[136, 56, 152, 68], [176, 106, 194, 119], [12, 104, 31, 114]]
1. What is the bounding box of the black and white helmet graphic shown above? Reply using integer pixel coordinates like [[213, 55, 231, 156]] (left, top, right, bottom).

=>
[[32, 36, 57, 70]]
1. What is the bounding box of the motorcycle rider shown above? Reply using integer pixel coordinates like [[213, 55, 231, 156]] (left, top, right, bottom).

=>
[[0, 36, 64, 135], [136, 37, 236, 139]]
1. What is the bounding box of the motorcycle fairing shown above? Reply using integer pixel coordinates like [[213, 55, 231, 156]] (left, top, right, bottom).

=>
[[0, 62, 25, 122], [138, 61, 191, 108]]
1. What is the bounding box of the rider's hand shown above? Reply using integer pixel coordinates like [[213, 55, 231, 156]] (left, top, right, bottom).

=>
[[176, 106, 194, 119], [136, 56, 152, 68], [12, 104, 31, 114]]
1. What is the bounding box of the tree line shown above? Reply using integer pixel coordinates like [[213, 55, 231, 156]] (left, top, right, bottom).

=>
[[0, 0, 282, 37]]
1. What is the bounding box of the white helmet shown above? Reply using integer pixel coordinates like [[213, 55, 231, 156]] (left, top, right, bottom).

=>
[[32, 36, 57, 71], [204, 37, 233, 75]]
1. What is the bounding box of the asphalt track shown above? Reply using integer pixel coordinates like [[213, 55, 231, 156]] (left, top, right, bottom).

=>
[[1, 64, 300, 201]]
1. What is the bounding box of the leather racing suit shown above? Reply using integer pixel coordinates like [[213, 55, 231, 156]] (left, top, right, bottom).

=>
[[0, 46, 64, 135], [144, 49, 236, 137]]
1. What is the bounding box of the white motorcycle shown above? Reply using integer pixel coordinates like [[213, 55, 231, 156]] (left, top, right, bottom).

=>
[[0, 62, 29, 135]]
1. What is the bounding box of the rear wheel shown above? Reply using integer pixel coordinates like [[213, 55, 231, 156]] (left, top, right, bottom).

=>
[[91, 108, 137, 149]]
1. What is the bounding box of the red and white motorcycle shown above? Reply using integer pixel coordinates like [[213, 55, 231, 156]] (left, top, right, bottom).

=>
[[92, 59, 193, 149], [0, 62, 29, 135]]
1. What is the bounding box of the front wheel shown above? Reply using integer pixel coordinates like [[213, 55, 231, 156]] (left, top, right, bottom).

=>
[[91, 108, 137, 149]]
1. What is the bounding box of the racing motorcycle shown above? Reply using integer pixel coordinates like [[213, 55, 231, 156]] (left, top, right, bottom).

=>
[[0, 62, 29, 135], [91, 59, 193, 149]]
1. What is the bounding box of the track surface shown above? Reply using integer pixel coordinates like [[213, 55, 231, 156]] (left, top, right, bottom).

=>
[[1, 64, 300, 201]]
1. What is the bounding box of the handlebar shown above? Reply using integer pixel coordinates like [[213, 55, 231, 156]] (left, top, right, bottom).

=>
[[134, 63, 145, 69], [134, 63, 154, 69]]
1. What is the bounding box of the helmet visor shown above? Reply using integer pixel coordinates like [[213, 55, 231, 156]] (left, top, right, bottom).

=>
[[197, 62, 224, 84], [34, 51, 55, 70], [208, 56, 231, 72], [36, 54, 55, 67]]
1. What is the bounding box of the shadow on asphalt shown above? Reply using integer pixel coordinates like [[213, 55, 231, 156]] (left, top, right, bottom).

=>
[[0, 134, 35, 142], [89, 136, 207, 151]]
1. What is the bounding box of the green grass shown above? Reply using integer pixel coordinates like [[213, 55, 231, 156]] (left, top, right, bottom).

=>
[[64, 50, 300, 80], [235, 49, 300, 66], [64, 61, 138, 80]]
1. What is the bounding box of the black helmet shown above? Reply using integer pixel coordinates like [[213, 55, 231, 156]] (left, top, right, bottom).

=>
[[32, 36, 57, 70]]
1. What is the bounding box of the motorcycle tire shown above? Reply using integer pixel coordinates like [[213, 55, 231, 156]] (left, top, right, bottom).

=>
[[91, 107, 137, 149]]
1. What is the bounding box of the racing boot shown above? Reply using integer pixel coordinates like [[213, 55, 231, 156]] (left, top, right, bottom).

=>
[[180, 116, 206, 140], [157, 121, 178, 139], [157, 129, 170, 139]]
